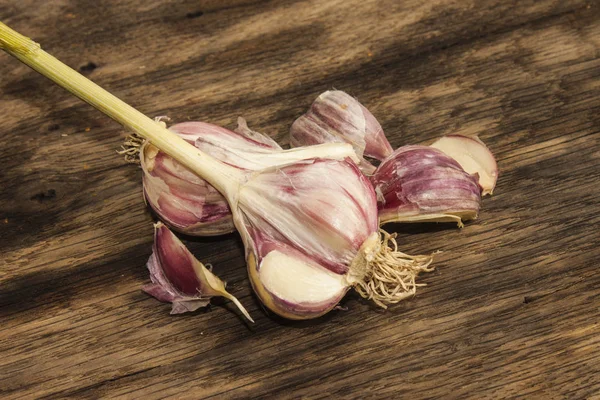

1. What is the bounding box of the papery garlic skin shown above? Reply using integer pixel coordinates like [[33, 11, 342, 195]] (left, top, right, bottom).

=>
[[290, 90, 393, 174], [175, 119, 282, 170], [430, 134, 498, 195], [143, 222, 252, 321], [372, 146, 481, 227]]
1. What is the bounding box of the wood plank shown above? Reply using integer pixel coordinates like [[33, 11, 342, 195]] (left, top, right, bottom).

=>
[[1, 0, 599, 398]]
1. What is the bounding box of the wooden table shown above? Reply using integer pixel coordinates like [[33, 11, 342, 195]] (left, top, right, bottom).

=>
[[1, 0, 599, 398]]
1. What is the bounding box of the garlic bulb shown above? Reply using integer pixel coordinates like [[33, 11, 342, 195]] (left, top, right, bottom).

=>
[[372, 146, 481, 227], [237, 158, 433, 319], [141, 118, 356, 236], [290, 90, 393, 174], [430, 134, 498, 195], [141, 121, 428, 319], [145, 127, 436, 319], [143, 222, 253, 321]]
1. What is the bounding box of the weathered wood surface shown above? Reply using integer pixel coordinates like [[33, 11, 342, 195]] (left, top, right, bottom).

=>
[[1, 0, 599, 398]]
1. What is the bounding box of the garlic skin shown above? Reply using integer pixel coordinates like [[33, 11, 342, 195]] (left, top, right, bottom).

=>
[[290, 90, 393, 174], [236, 158, 432, 320], [143, 222, 253, 321], [141, 118, 357, 236], [430, 134, 498, 195], [372, 146, 481, 227]]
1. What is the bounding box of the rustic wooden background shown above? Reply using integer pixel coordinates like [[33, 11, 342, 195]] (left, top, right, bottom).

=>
[[1, 0, 599, 398]]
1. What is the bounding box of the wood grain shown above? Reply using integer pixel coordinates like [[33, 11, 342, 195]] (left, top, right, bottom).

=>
[[1, 0, 599, 398]]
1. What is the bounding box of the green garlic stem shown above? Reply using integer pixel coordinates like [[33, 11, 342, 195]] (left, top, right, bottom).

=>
[[0, 21, 243, 197]]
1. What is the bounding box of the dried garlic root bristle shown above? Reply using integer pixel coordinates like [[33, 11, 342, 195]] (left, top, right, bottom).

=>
[[352, 230, 435, 308]]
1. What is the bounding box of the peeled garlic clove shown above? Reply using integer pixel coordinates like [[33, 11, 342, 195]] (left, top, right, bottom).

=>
[[237, 158, 434, 319], [143, 222, 253, 321], [372, 146, 481, 227], [430, 134, 498, 195], [290, 90, 393, 174]]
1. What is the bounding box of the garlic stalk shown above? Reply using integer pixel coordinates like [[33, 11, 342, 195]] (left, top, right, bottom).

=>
[[0, 22, 434, 320], [144, 222, 253, 321], [372, 146, 481, 227], [142, 118, 359, 236], [290, 90, 393, 174]]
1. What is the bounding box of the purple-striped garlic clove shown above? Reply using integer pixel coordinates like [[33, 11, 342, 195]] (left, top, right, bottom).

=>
[[143, 222, 253, 321], [371, 146, 482, 227], [141, 142, 234, 236], [430, 134, 498, 195], [290, 90, 393, 174], [237, 158, 433, 319]]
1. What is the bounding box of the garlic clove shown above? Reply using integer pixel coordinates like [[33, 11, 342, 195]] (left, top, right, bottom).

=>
[[143, 222, 253, 322], [248, 238, 348, 320], [358, 102, 393, 161], [430, 134, 498, 195], [141, 142, 235, 236], [259, 250, 347, 306], [372, 146, 481, 227], [290, 90, 393, 174], [141, 118, 283, 237]]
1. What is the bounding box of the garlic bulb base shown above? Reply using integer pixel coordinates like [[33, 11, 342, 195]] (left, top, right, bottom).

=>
[[379, 210, 479, 228], [349, 230, 435, 308]]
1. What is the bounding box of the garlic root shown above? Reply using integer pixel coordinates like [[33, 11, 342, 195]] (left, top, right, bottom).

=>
[[117, 132, 145, 164], [350, 230, 434, 308]]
